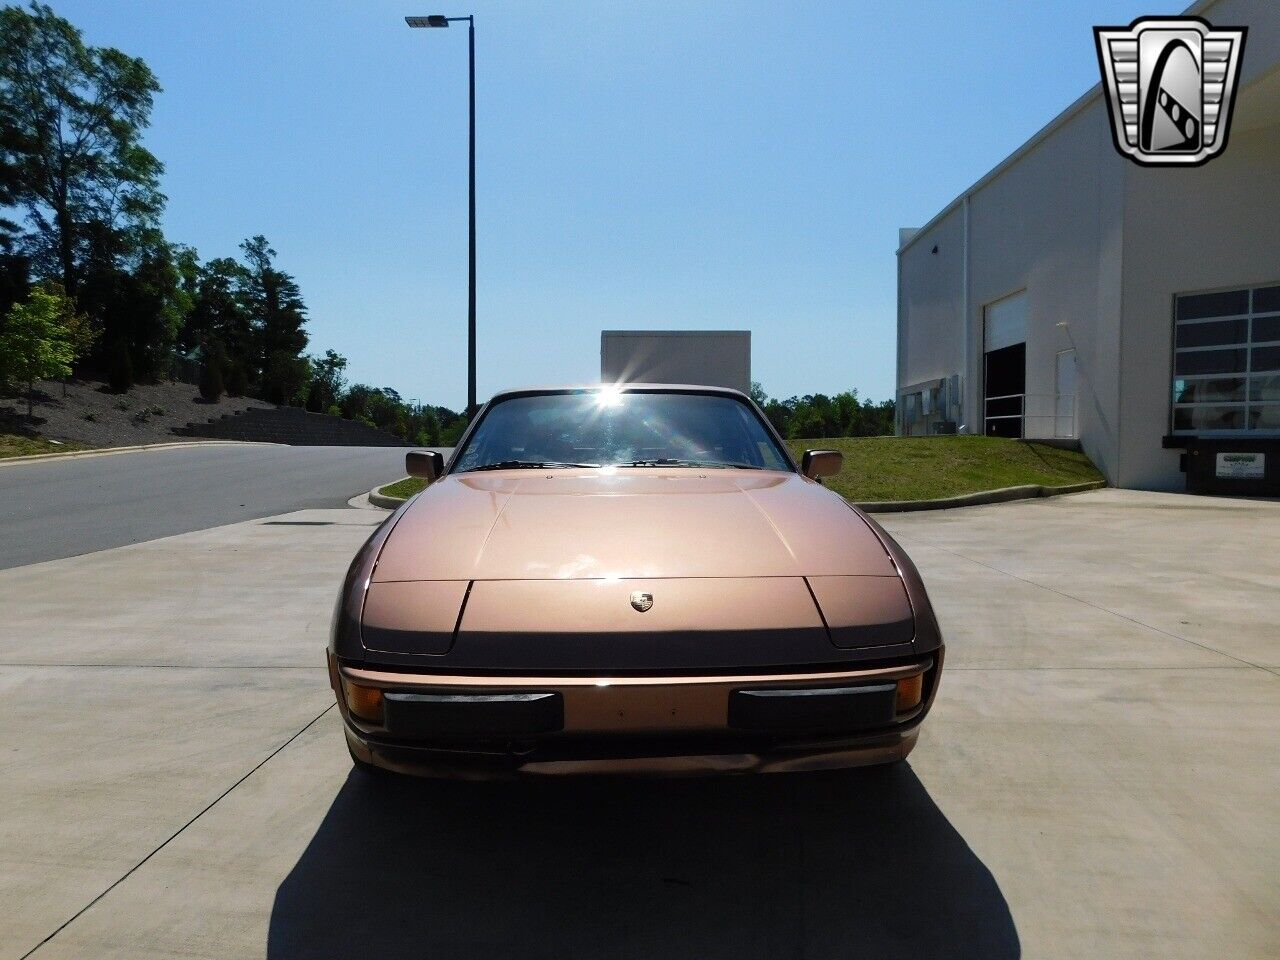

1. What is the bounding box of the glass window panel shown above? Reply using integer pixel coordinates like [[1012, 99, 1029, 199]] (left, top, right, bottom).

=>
[[1176, 289, 1248, 321], [1250, 376, 1280, 402], [1175, 318, 1247, 348], [1253, 285, 1280, 313], [1172, 377, 1245, 403], [1253, 315, 1280, 343], [452, 391, 790, 471], [1252, 346, 1280, 372], [1173, 406, 1246, 431], [1175, 348, 1247, 375], [1250, 404, 1280, 431]]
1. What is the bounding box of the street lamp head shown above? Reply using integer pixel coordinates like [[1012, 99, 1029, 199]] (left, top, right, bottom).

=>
[[405, 15, 449, 27]]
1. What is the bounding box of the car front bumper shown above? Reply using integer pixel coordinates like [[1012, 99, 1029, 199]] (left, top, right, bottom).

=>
[[329, 649, 943, 779]]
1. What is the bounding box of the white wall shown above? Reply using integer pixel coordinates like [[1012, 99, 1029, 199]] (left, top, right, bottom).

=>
[[897, 100, 1126, 480], [896, 0, 1279, 488], [1113, 0, 1280, 488], [897, 207, 965, 423], [1118, 118, 1280, 488], [600, 331, 751, 394], [965, 100, 1126, 481]]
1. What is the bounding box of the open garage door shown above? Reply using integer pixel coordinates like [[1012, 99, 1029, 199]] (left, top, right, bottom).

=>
[[984, 292, 1027, 437]]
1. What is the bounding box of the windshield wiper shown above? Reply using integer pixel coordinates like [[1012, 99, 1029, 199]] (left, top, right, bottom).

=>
[[624, 458, 763, 469], [467, 460, 599, 472]]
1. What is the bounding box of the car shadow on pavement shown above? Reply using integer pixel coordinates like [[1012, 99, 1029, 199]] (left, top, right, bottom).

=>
[[267, 763, 1019, 959]]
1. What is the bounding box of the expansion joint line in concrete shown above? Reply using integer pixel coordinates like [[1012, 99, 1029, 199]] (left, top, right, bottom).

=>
[[0, 663, 322, 670], [17, 704, 336, 960], [893, 533, 1278, 678]]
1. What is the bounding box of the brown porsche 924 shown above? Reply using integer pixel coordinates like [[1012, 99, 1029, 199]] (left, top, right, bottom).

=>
[[328, 385, 943, 777]]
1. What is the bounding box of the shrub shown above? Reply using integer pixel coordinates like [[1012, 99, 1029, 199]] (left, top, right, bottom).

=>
[[198, 358, 224, 403], [224, 362, 249, 397], [131, 409, 150, 424], [262, 350, 309, 405], [114, 398, 131, 411], [82, 411, 97, 422], [106, 339, 133, 393]]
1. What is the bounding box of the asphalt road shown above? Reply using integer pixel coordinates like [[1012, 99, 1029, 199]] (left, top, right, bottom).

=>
[[0, 443, 416, 569]]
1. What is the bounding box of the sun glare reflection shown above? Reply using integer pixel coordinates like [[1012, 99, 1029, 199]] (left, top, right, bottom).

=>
[[594, 384, 625, 408]]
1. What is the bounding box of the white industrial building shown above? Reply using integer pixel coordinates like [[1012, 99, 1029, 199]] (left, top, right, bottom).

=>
[[896, 0, 1279, 494]]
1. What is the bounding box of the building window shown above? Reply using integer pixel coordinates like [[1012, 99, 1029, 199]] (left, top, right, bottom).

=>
[[1172, 285, 1280, 435]]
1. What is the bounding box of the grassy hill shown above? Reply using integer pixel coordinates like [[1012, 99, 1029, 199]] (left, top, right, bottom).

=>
[[379, 436, 1102, 503], [790, 436, 1102, 502]]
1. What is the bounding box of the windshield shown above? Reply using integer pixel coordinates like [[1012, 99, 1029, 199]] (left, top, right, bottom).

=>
[[452, 391, 791, 472]]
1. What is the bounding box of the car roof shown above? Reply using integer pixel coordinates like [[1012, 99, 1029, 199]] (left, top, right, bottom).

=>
[[487, 383, 751, 401]]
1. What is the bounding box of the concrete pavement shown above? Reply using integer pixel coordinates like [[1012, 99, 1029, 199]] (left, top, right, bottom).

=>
[[0, 489, 1275, 958], [0, 443, 411, 569]]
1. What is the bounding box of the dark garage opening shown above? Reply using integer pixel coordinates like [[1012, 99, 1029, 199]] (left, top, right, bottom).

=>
[[984, 343, 1026, 437]]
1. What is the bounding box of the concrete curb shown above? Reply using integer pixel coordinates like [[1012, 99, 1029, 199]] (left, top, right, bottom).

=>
[[852, 479, 1107, 513], [0, 439, 280, 468], [365, 477, 1109, 512], [368, 487, 409, 509]]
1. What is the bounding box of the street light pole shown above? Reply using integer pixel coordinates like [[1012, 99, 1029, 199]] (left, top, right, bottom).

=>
[[405, 13, 477, 413], [466, 16, 475, 415]]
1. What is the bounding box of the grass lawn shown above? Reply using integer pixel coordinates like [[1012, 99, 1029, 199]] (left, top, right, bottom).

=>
[[793, 436, 1102, 502], [0, 434, 90, 460], [379, 475, 431, 499], [377, 436, 1103, 504]]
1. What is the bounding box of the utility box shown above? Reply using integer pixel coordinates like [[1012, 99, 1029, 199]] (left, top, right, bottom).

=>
[[600, 330, 751, 394]]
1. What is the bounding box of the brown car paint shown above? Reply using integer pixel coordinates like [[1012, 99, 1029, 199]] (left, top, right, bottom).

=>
[[370, 470, 898, 583], [330, 385, 944, 777]]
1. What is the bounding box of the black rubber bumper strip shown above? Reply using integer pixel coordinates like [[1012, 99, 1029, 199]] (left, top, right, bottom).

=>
[[728, 682, 897, 733], [383, 690, 563, 738]]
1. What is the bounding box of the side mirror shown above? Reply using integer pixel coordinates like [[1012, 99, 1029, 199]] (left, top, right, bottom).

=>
[[406, 450, 443, 482], [800, 449, 843, 480]]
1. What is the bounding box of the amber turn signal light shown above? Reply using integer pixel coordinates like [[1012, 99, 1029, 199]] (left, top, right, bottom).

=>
[[895, 673, 923, 712], [342, 679, 384, 723]]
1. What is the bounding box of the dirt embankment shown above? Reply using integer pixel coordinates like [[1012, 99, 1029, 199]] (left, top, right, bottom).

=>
[[0, 379, 273, 448]]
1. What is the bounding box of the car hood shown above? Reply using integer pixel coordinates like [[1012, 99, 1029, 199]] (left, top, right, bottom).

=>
[[371, 469, 897, 582]]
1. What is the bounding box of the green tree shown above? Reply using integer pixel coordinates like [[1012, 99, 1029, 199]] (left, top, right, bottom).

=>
[[240, 235, 308, 382], [36, 279, 95, 395], [337, 382, 374, 422], [440, 413, 471, 446], [304, 349, 347, 413], [104, 334, 131, 392], [0, 238, 29, 320], [262, 348, 308, 405], [0, 2, 164, 297], [183, 256, 251, 364], [46, 282, 96, 363], [197, 339, 225, 403], [0, 285, 74, 416], [415, 408, 442, 446], [113, 236, 187, 380], [787, 404, 828, 440], [223, 359, 248, 397]]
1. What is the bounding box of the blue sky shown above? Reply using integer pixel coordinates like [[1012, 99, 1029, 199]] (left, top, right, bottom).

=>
[[53, 0, 1155, 410]]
